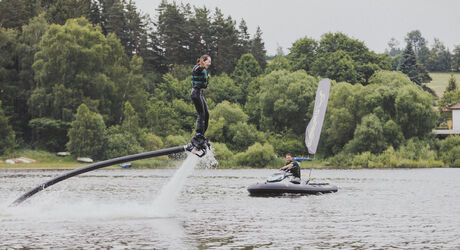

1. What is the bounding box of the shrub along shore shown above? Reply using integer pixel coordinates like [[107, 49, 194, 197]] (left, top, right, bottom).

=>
[[0, 149, 451, 170]]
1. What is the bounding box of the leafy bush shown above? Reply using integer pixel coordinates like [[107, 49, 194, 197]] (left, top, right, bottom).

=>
[[235, 143, 275, 167], [440, 135, 460, 167], [163, 134, 188, 147], [102, 131, 143, 159], [140, 133, 164, 151], [211, 142, 233, 161]]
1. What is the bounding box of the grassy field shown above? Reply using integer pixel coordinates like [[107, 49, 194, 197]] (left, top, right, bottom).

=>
[[426, 72, 460, 97]]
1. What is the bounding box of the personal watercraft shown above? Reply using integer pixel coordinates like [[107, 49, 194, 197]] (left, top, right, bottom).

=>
[[247, 171, 338, 196]]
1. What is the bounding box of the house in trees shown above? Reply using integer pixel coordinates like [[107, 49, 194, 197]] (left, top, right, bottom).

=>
[[433, 102, 460, 138]]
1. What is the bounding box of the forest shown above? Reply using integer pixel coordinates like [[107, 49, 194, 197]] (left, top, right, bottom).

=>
[[1, 0, 460, 168]]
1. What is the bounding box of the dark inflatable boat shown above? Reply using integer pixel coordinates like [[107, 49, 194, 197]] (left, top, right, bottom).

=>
[[247, 171, 338, 196]]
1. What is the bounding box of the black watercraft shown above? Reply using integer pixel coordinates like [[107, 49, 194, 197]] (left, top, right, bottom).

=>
[[247, 171, 338, 196]]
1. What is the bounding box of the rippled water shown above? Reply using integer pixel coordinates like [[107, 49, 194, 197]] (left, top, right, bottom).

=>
[[1, 166, 459, 249]]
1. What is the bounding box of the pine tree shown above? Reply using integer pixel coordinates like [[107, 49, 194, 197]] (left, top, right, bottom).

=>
[[400, 42, 421, 85], [250, 26, 267, 70]]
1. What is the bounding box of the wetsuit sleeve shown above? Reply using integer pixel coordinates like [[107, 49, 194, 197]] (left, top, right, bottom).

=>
[[193, 65, 204, 74]]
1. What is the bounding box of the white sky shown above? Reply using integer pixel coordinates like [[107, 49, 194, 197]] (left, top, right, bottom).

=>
[[133, 0, 460, 55]]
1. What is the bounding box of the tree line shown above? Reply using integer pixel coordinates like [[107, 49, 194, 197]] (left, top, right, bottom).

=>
[[1, 0, 460, 167]]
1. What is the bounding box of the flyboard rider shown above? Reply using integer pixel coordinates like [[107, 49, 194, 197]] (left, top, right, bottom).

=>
[[188, 55, 212, 152]]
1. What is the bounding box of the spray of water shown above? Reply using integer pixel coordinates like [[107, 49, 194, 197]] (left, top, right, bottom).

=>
[[151, 153, 199, 216]]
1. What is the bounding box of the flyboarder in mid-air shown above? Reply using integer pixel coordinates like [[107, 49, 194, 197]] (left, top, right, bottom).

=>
[[186, 54, 212, 155]]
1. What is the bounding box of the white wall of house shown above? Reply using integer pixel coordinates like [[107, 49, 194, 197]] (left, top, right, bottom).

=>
[[453, 109, 460, 130]]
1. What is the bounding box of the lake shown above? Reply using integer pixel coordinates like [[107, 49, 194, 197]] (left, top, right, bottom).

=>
[[1, 163, 459, 249]]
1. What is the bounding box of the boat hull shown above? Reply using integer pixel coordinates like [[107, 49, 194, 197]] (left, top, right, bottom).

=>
[[247, 182, 338, 196]]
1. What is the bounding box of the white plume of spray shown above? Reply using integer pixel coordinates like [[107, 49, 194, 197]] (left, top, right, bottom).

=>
[[151, 153, 199, 216]]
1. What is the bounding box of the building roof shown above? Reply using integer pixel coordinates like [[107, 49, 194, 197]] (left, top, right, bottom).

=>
[[450, 103, 460, 110]]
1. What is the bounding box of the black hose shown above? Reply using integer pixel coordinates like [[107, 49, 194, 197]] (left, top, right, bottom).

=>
[[10, 145, 187, 206]]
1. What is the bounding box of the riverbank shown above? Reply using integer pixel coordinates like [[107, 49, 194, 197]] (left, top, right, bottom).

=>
[[0, 149, 450, 170]]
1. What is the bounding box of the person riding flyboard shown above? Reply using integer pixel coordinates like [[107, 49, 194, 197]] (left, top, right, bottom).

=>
[[186, 55, 212, 156]]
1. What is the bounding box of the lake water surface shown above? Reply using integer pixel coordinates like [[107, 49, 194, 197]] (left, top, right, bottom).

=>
[[1, 165, 459, 249]]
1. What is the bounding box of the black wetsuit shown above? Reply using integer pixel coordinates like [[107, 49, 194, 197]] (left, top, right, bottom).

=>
[[286, 161, 301, 178], [191, 64, 209, 134]]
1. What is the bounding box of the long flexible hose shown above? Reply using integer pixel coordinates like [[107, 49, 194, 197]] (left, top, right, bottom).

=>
[[10, 145, 187, 206]]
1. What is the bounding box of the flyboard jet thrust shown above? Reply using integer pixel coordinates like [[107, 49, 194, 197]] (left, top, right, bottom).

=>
[[10, 136, 210, 206], [247, 78, 338, 196]]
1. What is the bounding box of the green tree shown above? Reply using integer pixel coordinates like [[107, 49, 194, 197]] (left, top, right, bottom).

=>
[[265, 55, 292, 74], [438, 89, 460, 110], [452, 45, 460, 72], [312, 32, 390, 84], [426, 38, 452, 72], [0, 100, 15, 155], [30, 17, 147, 125], [405, 30, 429, 65], [67, 104, 106, 158], [400, 42, 421, 85], [312, 50, 359, 83], [45, 0, 92, 25], [231, 53, 262, 104], [247, 70, 317, 134], [121, 101, 141, 139], [0, 0, 38, 29], [344, 114, 386, 154], [287, 36, 317, 72], [445, 74, 457, 93], [207, 73, 242, 104], [395, 85, 439, 138], [250, 26, 267, 70]]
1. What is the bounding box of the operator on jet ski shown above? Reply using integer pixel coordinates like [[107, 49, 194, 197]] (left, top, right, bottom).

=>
[[280, 153, 301, 184]]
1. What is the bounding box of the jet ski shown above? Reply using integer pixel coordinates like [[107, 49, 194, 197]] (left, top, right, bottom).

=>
[[247, 171, 338, 196]]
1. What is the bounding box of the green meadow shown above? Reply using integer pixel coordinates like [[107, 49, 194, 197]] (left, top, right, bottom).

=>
[[426, 72, 460, 97]]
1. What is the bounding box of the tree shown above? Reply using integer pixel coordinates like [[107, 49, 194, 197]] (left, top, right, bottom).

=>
[[0, 0, 38, 29], [445, 74, 458, 93], [312, 32, 390, 84], [247, 70, 317, 134], [250, 26, 267, 70], [231, 53, 262, 104], [395, 85, 439, 138], [452, 45, 460, 72], [207, 73, 242, 104], [400, 42, 421, 85], [45, 0, 92, 25], [405, 30, 429, 65], [0, 100, 15, 155], [67, 104, 106, 158], [30, 17, 147, 125], [344, 114, 386, 154], [426, 38, 451, 72], [386, 37, 401, 56], [287, 36, 317, 72], [312, 50, 360, 83], [121, 101, 141, 139], [265, 55, 292, 74]]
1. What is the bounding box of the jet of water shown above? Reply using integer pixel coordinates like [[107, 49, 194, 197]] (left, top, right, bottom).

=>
[[151, 153, 199, 216]]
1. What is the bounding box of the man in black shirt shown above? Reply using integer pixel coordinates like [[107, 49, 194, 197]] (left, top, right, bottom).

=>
[[280, 153, 301, 182]]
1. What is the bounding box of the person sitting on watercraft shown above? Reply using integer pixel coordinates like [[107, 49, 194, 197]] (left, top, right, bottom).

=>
[[189, 55, 212, 151], [280, 153, 301, 184]]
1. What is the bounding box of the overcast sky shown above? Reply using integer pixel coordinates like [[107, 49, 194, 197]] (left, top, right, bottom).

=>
[[133, 0, 460, 55]]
